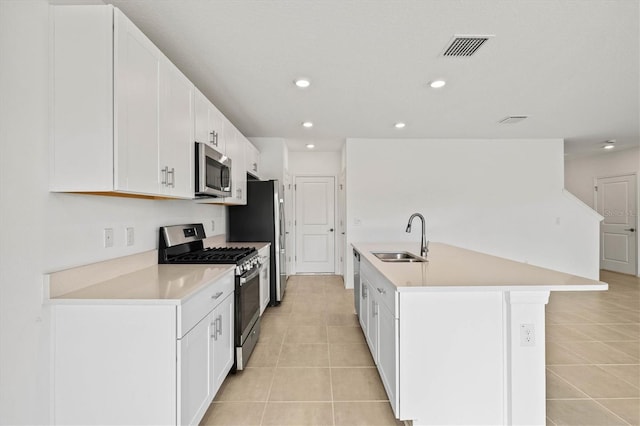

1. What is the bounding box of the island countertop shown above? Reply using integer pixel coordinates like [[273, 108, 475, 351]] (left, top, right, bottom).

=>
[[353, 242, 608, 292]]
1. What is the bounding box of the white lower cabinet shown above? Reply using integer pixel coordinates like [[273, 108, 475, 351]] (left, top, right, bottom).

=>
[[179, 313, 214, 426], [179, 290, 234, 426], [211, 292, 235, 394], [360, 258, 399, 417], [51, 270, 235, 426], [258, 245, 271, 314]]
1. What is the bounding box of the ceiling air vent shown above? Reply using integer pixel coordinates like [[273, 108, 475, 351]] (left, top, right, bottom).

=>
[[499, 116, 528, 124], [442, 35, 493, 57]]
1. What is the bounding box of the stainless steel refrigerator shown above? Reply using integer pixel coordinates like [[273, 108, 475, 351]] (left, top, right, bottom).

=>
[[227, 180, 287, 304]]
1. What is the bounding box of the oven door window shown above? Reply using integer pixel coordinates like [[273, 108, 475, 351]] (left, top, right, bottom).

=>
[[206, 157, 230, 191]]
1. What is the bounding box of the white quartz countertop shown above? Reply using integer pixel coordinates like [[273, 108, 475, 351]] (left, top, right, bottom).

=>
[[45, 241, 270, 305], [353, 242, 608, 292]]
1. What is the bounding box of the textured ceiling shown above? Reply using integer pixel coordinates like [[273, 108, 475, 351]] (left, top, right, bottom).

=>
[[102, 0, 639, 155]]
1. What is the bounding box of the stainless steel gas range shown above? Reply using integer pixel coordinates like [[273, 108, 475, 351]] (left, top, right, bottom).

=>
[[158, 223, 261, 370]]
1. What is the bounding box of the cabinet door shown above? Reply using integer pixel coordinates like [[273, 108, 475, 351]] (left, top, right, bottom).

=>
[[209, 103, 226, 155], [364, 280, 378, 362], [224, 125, 247, 205], [260, 256, 270, 314], [359, 276, 369, 335], [212, 293, 235, 394], [179, 313, 214, 426], [246, 142, 260, 179], [159, 59, 194, 198], [194, 89, 211, 146], [113, 8, 161, 195], [378, 303, 398, 415]]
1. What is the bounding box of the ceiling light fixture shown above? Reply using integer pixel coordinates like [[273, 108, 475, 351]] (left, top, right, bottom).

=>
[[294, 78, 310, 88], [302, 121, 313, 128], [394, 122, 406, 129], [306, 144, 315, 149], [603, 140, 616, 150], [429, 80, 446, 89]]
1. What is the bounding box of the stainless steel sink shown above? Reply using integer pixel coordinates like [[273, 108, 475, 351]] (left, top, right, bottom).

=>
[[372, 251, 427, 263]]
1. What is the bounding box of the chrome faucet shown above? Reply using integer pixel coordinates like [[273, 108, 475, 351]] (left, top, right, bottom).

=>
[[406, 213, 429, 258]]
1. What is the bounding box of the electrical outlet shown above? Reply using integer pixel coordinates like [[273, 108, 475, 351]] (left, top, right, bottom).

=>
[[126, 227, 135, 246], [520, 323, 535, 346], [104, 228, 114, 248]]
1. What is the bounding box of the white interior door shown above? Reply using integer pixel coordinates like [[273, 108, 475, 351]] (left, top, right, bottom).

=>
[[596, 174, 637, 275], [295, 176, 336, 273]]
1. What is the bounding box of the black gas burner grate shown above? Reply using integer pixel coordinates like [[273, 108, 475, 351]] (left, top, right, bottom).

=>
[[169, 247, 257, 265]]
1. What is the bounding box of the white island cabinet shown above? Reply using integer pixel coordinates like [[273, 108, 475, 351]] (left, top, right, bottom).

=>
[[46, 260, 235, 426], [353, 242, 607, 426], [51, 5, 194, 199]]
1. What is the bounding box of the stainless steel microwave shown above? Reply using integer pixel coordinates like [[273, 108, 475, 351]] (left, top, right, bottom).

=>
[[195, 142, 232, 197]]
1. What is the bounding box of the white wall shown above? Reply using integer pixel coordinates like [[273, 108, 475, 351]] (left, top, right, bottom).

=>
[[288, 151, 342, 175], [0, 2, 225, 423], [565, 147, 640, 275], [344, 138, 602, 288], [565, 147, 640, 209]]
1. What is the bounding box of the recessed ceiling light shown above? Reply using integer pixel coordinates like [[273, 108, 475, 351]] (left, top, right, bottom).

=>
[[429, 80, 446, 89], [294, 79, 310, 88], [302, 121, 313, 128], [394, 122, 406, 129], [603, 140, 616, 149], [306, 144, 315, 149]]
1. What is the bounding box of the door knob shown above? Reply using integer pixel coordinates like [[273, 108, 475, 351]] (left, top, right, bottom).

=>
[[625, 228, 636, 232]]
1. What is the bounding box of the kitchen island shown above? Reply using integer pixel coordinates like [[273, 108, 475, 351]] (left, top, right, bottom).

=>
[[352, 242, 607, 426]]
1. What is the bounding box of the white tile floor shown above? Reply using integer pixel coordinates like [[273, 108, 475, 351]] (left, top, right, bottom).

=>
[[201, 271, 639, 426], [545, 270, 639, 426]]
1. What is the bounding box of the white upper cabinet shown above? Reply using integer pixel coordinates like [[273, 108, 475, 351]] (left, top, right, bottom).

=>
[[194, 89, 226, 155], [224, 123, 247, 205], [158, 60, 194, 198], [52, 5, 194, 199], [245, 141, 261, 179]]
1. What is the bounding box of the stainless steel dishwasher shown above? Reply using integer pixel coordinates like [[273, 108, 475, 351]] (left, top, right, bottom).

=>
[[353, 249, 361, 316]]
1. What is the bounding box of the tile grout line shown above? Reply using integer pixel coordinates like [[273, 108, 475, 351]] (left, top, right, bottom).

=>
[[258, 301, 288, 426], [323, 280, 338, 426]]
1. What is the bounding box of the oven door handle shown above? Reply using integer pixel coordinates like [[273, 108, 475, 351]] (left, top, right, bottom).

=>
[[239, 268, 260, 285]]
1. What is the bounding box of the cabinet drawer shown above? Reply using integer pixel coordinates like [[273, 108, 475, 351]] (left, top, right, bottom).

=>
[[362, 259, 397, 317], [372, 276, 396, 317], [178, 270, 234, 338]]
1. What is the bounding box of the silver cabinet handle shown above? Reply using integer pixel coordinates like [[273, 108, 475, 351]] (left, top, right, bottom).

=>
[[216, 315, 223, 337], [252, 162, 258, 172], [211, 291, 223, 300], [210, 131, 218, 146], [211, 320, 217, 340], [167, 167, 175, 188], [377, 287, 386, 295], [161, 166, 168, 185]]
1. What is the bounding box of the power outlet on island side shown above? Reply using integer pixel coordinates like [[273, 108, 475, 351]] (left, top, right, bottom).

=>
[[520, 323, 535, 346]]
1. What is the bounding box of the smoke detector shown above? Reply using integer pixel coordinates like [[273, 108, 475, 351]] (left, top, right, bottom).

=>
[[499, 116, 528, 124], [442, 35, 494, 57]]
